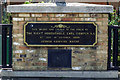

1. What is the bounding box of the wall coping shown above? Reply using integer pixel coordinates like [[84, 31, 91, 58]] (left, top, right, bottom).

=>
[[1, 70, 118, 78], [7, 3, 113, 13]]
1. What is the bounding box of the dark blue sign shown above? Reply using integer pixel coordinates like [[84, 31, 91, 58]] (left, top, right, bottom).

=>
[[24, 22, 97, 47], [48, 49, 71, 68]]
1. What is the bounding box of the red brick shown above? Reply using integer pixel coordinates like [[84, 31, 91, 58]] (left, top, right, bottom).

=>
[[34, 62, 42, 66], [13, 21, 19, 25], [37, 18, 49, 21], [97, 18, 108, 21], [12, 14, 18, 17], [13, 29, 19, 34], [42, 14, 48, 17], [18, 29, 23, 33], [13, 37, 18, 41], [72, 18, 80, 21], [19, 26, 24, 30], [19, 46, 28, 50], [50, 18, 61, 21], [90, 14, 102, 18], [48, 14, 55, 17], [72, 56, 76, 58], [67, 14, 78, 17], [96, 42, 107, 45], [61, 18, 72, 21], [43, 63, 47, 66]]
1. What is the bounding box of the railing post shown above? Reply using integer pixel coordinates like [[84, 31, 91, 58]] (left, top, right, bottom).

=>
[[2, 27, 7, 68], [8, 26, 12, 68], [113, 28, 118, 69], [108, 26, 112, 70], [1, 24, 12, 68]]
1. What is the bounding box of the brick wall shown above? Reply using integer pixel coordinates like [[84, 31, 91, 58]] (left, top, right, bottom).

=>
[[12, 13, 108, 71]]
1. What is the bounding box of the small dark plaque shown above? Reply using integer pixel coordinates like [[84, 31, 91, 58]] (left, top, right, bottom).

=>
[[48, 49, 71, 68], [24, 22, 97, 46]]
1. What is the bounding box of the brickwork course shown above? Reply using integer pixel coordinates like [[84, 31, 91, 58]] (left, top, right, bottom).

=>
[[12, 13, 108, 71]]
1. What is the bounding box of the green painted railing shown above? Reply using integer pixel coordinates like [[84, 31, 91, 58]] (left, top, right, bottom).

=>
[[0, 35, 1, 65], [0, 35, 9, 66]]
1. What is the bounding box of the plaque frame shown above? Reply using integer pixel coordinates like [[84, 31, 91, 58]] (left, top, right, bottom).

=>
[[24, 22, 97, 47]]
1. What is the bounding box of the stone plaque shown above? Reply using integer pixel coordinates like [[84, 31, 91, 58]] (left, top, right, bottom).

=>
[[24, 22, 97, 47]]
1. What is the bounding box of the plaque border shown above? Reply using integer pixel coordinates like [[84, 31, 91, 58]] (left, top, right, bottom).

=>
[[24, 22, 97, 47]]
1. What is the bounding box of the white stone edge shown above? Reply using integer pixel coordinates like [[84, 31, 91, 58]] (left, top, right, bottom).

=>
[[1, 70, 118, 78], [7, 3, 113, 13]]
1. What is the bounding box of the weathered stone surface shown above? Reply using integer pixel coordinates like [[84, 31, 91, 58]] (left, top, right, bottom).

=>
[[7, 3, 113, 13], [1, 71, 118, 78]]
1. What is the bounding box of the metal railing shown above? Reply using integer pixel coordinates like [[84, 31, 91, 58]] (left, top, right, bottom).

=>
[[0, 24, 12, 68], [108, 25, 119, 70]]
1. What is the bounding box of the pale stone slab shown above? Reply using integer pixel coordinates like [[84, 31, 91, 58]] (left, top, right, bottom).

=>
[[1, 70, 118, 78], [7, 3, 113, 13]]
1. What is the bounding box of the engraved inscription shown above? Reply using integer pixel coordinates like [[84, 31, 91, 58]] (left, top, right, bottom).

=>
[[24, 22, 97, 46]]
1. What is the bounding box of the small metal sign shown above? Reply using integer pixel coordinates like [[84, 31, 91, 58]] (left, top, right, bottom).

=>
[[48, 49, 71, 68], [24, 22, 97, 47]]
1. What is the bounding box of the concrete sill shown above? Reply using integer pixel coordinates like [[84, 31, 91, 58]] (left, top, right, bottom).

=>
[[1, 70, 118, 78]]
